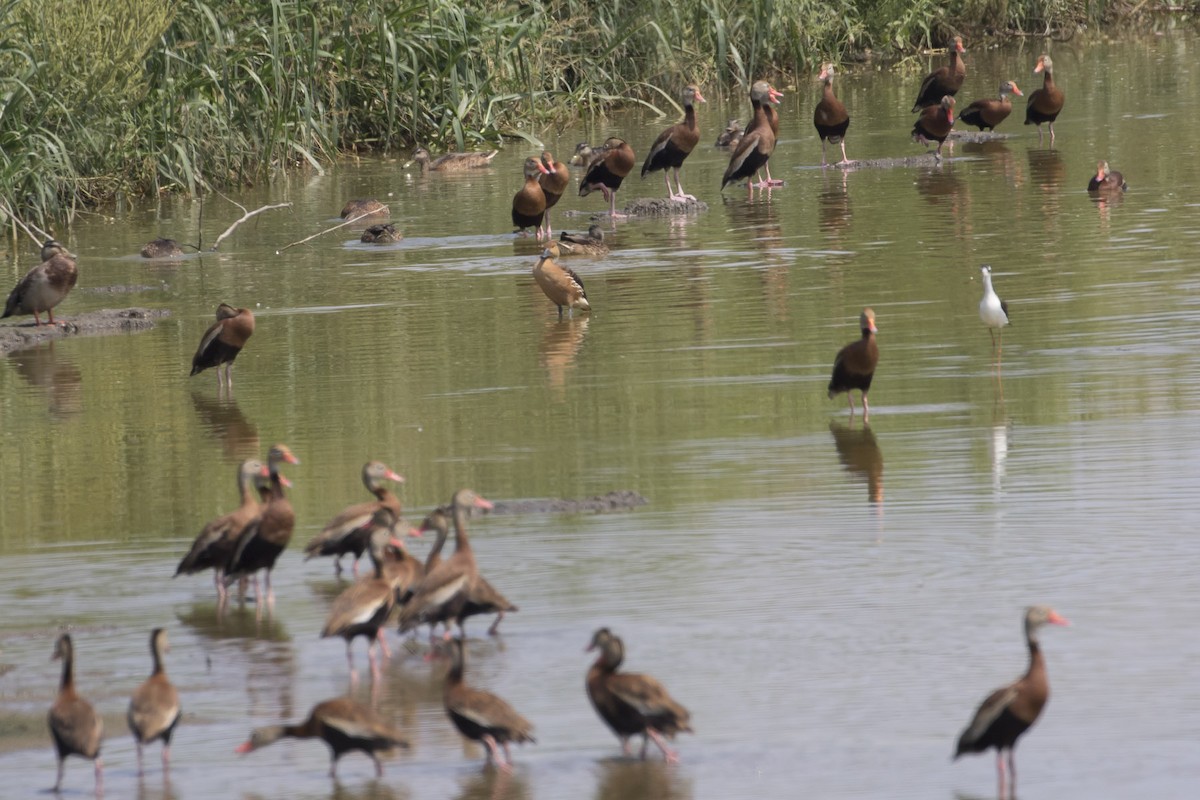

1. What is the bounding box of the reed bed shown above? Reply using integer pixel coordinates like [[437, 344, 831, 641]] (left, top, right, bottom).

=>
[[0, 0, 1129, 224]]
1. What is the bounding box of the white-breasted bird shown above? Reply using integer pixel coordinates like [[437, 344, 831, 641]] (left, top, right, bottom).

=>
[[979, 265, 1009, 352]]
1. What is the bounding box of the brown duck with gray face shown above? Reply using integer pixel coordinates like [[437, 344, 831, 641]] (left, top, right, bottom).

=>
[[722, 80, 783, 191], [512, 156, 550, 236], [1025, 55, 1065, 144], [304, 461, 405, 577], [912, 96, 956, 160], [443, 637, 535, 773], [48, 633, 104, 793], [3, 240, 77, 327], [958, 81, 1024, 131], [912, 36, 966, 111], [827, 307, 879, 421], [580, 137, 636, 217], [190, 303, 255, 388], [128, 628, 181, 776], [813, 63, 851, 165], [641, 85, 707, 200], [224, 443, 299, 606]]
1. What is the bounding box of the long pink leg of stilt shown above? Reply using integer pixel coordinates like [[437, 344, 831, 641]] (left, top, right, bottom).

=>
[[645, 728, 679, 764]]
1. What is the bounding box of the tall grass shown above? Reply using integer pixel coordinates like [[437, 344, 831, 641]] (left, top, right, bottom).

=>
[[0, 0, 1134, 225]]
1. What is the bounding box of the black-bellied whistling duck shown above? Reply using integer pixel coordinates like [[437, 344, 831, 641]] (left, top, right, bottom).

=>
[[641, 85, 706, 200], [174, 458, 269, 603], [340, 199, 389, 219], [3, 240, 77, 327], [955, 606, 1069, 799], [304, 461, 405, 577], [48, 633, 103, 793], [557, 224, 609, 256], [235, 697, 409, 778], [722, 80, 783, 196], [361, 223, 402, 243], [1087, 160, 1127, 193], [405, 146, 499, 172], [141, 238, 184, 258], [538, 151, 570, 240], [912, 36, 966, 111], [959, 81, 1023, 131], [533, 247, 590, 318], [396, 489, 493, 639], [813, 63, 851, 166], [1025, 55, 1065, 145], [828, 307, 879, 421], [321, 528, 409, 683], [715, 118, 742, 148], [127, 628, 181, 776], [512, 156, 551, 237], [190, 303, 255, 389], [225, 443, 299, 607], [979, 265, 1010, 353], [912, 95, 956, 161], [586, 628, 692, 763], [443, 638, 535, 772], [580, 137, 636, 218]]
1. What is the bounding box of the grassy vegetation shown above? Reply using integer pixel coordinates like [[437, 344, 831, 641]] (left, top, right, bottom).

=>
[[0, 0, 1162, 225]]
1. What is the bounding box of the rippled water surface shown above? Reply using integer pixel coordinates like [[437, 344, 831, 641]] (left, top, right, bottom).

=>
[[2, 32, 1200, 800]]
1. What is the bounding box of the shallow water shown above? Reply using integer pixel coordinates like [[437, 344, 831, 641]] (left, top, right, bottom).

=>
[[2, 30, 1200, 800]]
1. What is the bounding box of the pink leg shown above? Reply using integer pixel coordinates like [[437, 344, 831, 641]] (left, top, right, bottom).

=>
[[265, 571, 275, 607], [162, 743, 171, 771], [376, 627, 392, 658], [861, 394, 870, 423], [481, 734, 511, 773], [1007, 750, 1017, 798], [765, 163, 783, 186], [663, 171, 673, 199], [367, 639, 381, 682], [94, 757, 104, 793], [840, 141, 849, 164], [996, 751, 1008, 799], [346, 640, 357, 677], [645, 728, 679, 764], [620, 737, 632, 756]]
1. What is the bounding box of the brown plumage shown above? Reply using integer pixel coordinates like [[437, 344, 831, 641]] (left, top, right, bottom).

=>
[[3, 240, 78, 327], [586, 628, 692, 763], [580, 137, 636, 218], [722, 80, 783, 194], [141, 238, 184, 258], [190, 303, 255, 389], [340, 199, 389, 219], [813, 63, 851, 165], [443, 637, 535, 772], [828, 308, 879, 421], [1025, 55, 1065, 144], [235, 697, 410, 778], [48, 633, 104, 793], [955, 606, 1069, 799], [304, 461, 405, 577], [912, 95, 956, 160], [533, 247, 590, 318], [225, 443, 299, 607], [406, 146, 499, 172], [128, 628, 181, 776], [537, 151, 570, 240], [715, 118, 743, 148], [912, 36, 966, 112], [557, 224, 609, 257], [958, 81, 1024, 131], [397, 489, 494, 638], [1087, 160, 1127, 193], [174, 458, 270, 604], [361, 223, 402, 243], [641, 85, 706, 200], [512, 156, 550, 236]]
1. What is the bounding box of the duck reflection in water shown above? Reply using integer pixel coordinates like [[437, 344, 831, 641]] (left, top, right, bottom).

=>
[[594, 759, 692, 800], [817, 168, 851, 238], [829, 419, 883, 504], [540, 315, 589, 396], [453, 769, 531, 800], [189, 390, 260, 460], [9, 341, 82, 418]]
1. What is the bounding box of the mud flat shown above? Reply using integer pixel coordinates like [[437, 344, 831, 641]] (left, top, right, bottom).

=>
[[0, 308, 169, 354]]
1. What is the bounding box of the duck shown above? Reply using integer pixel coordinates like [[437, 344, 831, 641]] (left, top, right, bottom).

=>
[[538, 151, 570, 240], [304, 461, 405, 577], [140, 238, 185, 258], [48, 633, 104, 793], [1087, 160, 1127, 193], [3, 240, 78, 327], [569, 141, 599, 166], [340, 199, 389, 219], [579, 137, 636, 218], [321, 528, 410, 683], [396, 489, 494, 640], [174, 458, 270, 604], [127, 628, 181, 776], [443, 637, 535, 772], [360, 223, 402, 243], [958, 81, 1024, 131], [532, 247, 590, 318], [714, 118, 743, 148], [955, 606, 1069, 799], [722, 80, 782, 195], [406, 146, 499, 172], [813, 63, 851, 166], [752, 80, 786, 185], [225, 443, 299, 607], [912, 36, 966, 111], [190, 303, 255, 389], [512, 156, 551, 237], [979, 265, 1010, 353], [828, 307, 879, 422], [912, 95, 956, 161], [641, 85, 706, 201], [586, 628, 692, 763], [557, 224, 609, 256], [235, 697, 409, 778], [1025, 55, 1065, 145]]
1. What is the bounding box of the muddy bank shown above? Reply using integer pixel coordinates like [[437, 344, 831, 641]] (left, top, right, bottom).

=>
[[490, 490, 648, 515], [0, 308, 169, 354]]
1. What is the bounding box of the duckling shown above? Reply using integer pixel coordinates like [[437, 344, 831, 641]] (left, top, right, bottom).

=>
[[557, 224, 609, 256], [3, 239, 77, 327], [360, 223, 403, 243]]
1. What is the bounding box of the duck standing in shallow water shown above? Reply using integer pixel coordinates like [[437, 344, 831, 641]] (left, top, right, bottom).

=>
[[190, 303, 255, 389], [128, 628, 181, 776], [3, 239, 77, 327], [304, 460, 405, 577], [580, 137, 636, 218], [958, 81, 1023, 131], [641, 85, 706, 201], [532, 247, 590, 318], [538, 150, 569, 240], [828, 307, 879, 422], [912, 95, 956, 161], [48, 633, 104, 793], [813, 63, 851, 166], [512, 156, 550, 237], [1025, 55, 1064, 145], [443, 638, 535, 772], [722, 80, 783, 195]]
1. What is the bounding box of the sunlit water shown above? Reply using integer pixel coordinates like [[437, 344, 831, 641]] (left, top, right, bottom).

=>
[[2, 32, 1200, 800]]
